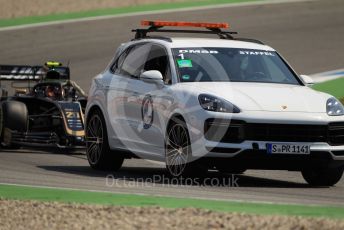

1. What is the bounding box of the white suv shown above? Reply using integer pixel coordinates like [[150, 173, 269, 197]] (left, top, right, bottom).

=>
[[85, 21, 344, 186]]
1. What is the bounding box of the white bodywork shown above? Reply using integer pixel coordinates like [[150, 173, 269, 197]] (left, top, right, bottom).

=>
[[86, 37, 344, 163]]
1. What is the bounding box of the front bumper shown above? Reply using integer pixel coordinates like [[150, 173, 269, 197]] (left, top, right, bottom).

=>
[[186, 110, 344, 165], [204, 140, 344, 160], [200, 149, 344, 171]]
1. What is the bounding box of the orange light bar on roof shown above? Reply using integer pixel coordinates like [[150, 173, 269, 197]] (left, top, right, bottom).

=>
[[141, 20, 229, 29]]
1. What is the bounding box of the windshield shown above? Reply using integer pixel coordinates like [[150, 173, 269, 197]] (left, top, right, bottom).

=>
[[172, 48, 300, 85]]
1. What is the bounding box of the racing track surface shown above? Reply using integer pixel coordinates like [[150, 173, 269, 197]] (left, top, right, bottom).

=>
[[1, 0, 344, 206]]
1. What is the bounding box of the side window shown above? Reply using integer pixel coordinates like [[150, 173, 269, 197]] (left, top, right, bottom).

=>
[[119, 43, 151, 78], [144, 44, 172, 85], [110, 47, 131, 73]]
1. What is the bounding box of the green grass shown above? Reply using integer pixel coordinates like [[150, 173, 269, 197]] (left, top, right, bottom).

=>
[[1, 184, 344, 219], [313, 78, 344, 99], [0, 0, 257, 28]]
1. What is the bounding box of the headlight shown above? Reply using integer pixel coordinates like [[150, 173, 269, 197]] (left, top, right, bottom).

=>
[[327, 97, 344, 116], [198, 94, 240, 113]]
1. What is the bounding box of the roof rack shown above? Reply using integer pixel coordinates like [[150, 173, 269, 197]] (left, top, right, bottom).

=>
[[131, 35, 172, 42], [132, 20, 265, 45], [132, 20, 238, 41], [234, 38, 264, 45]]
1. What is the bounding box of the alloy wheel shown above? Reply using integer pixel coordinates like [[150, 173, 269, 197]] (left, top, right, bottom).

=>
[[166, 123, 190, 176], [86, 114, 104, 164]]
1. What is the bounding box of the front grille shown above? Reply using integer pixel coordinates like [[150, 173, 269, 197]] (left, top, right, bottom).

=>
[[204, 119, 344, 146], [204, 120, 245, 143], [332, 150, 344, 156], [328, 122, 344, 145], [245, 123, 327, 143]]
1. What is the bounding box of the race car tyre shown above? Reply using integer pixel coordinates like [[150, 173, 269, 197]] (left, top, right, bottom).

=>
[[165, 118, 207, 177], [86, 109, 124, 171], [0, 101, 28, 148], [301, 167, 344, 186]]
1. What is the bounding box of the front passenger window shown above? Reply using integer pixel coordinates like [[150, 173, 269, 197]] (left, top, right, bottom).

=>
[[119, 44, 151, 78], [144, 45, 172, 84]]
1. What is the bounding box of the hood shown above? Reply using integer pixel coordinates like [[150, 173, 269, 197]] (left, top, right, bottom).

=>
[[179, 82, 328, 113]]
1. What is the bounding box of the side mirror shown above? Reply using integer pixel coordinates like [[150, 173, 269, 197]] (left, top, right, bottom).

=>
[[300, 74, 314, 86], [140, 70, 163, 85]]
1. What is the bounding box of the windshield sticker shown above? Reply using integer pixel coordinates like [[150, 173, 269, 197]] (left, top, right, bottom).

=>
[[239, 51, 275, 56], [181, 75, 191, 80], [178, 50, 219, 54], [177, 59, 193, 68]]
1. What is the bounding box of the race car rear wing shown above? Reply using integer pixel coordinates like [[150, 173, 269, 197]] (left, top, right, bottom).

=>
[[0, 65, 44, 81], [0, 65, 70, 82]]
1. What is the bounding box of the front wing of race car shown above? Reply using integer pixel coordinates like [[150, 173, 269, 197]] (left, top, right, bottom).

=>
[[5, 100, 85, 148]]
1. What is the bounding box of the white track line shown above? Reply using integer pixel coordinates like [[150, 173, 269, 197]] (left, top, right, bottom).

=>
[[311, 68, 344, 83], [0, 0, 317, 32]]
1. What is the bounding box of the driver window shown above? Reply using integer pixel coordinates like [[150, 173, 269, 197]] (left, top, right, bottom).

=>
[[238, 55, 268, 81], [144, 44, 172, 85]]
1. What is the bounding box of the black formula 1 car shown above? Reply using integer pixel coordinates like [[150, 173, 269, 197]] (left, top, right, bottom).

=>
[[0, 62, 86, 149]]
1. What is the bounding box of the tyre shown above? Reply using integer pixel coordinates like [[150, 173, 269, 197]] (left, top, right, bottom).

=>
[[86, 109, 124, 171], [165, 117, 207, 177], [0, 101, 28, 148], [301, 167, 343, 186]]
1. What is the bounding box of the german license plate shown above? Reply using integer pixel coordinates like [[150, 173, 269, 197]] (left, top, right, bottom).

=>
[[267, 143, 310, 154]]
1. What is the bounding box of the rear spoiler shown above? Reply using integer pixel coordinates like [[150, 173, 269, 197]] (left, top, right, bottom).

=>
[[0, 65, 44, 81]]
